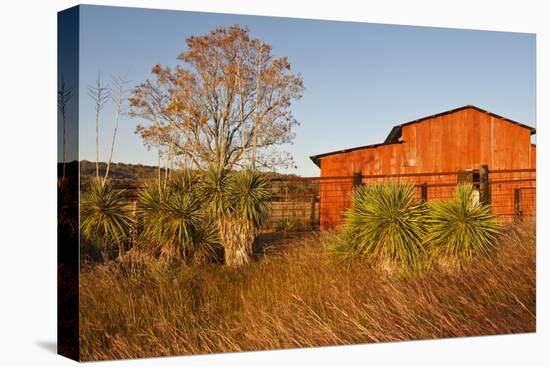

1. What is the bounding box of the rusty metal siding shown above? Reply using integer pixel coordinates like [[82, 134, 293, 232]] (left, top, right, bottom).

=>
[[318, 107, 535, 228]]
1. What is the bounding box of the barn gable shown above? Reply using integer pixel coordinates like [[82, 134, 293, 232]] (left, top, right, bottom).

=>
[[383, 105, 536, 144]]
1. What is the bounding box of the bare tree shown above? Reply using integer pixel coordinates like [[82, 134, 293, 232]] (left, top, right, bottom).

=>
[[58, 74, 73, 178], [87, 72, 109, 179], [131, 26, 304, 171], [104, 75, 130, 184]]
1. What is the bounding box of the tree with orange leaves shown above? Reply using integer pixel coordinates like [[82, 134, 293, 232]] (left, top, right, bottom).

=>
[[129, 25, 304, 172]]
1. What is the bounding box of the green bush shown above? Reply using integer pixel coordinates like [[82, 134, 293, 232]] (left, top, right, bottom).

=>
[[333, 183, 428, 270], [80, 178, 133, 259], [425, 184, 500, 264]]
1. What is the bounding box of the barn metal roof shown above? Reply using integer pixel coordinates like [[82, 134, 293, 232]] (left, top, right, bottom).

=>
[[310, 105, 536, 168]]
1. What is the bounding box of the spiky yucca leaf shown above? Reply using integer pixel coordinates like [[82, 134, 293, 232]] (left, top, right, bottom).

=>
[[200, 165, 233, 218], [166, 169, 201, 193], [426, 184, 500, 263], [189, 218, 222, 264], [228, 169, 272, 228], [137, 174, 220, 264], [80, 178, 133, 254], [338, 183, 428, 270], [136, 181, 164, 229]]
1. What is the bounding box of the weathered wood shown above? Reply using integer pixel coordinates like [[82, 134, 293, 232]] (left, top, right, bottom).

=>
[[457, 170, 474, 184], [309, 196, 317, 230], [479, 164, 490, 205], [420, 182, 428, 203], [353, 171, 363, 188]]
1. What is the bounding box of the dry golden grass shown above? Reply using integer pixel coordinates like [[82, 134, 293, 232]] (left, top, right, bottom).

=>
[[79, 223, 535, 361]]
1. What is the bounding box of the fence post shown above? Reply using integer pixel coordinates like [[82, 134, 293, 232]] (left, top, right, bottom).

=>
[[420, 182, 428, 203], [353, 171, 363, 189], [514, 188, 522, 222], [310, 195, 317, 230], [479, 164, 490, 205]]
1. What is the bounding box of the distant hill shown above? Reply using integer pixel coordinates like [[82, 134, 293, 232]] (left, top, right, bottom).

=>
[[79, 160, 306, 187], [80, 161, 160, 186]]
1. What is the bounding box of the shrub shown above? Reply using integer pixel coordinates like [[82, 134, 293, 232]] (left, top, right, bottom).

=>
[[334, 183, 428, 270], [80, 178, 133, 259], [425, 183, 500, 264], [137, 170, 220, 265]]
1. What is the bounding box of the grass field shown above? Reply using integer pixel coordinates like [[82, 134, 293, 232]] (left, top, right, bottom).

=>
[[79, 223, 535, 361]]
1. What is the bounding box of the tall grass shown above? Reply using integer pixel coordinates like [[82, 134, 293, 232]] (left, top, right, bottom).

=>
[[80, 223, 535, 361]]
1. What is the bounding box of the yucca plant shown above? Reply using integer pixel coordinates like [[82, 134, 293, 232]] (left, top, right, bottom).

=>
[[227, 169, 272, 265], [200, 165, 272, 267], [425, 183, 500, 265], [199, 165, 234, 265], [137, 170, 219, 265], [335, 183, 428, 271], [80, 178, 133, 260], [200, 165, 232, 219]]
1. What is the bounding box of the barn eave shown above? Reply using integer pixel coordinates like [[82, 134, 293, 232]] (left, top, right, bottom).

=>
[[309, 141, 404, 168]]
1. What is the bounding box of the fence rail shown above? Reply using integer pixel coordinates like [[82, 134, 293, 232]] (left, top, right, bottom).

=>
[[115, 166, 535, 238], [264, 166, 535, 235]]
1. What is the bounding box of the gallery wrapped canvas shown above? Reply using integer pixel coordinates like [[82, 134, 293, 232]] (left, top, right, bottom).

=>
[[58, 5, 536, 362]]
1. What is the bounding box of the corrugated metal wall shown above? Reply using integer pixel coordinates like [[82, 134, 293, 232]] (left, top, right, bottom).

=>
[[318, 107, 536, 228]]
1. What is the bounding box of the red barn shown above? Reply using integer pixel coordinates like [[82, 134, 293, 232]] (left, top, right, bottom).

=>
[[310, 105, 536, 229]]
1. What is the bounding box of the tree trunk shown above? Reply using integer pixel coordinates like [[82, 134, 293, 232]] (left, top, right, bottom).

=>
[[104, 103, 121, 184], [153, 117, 162, 190], [252, 44, 263, 169], [236, 62, 246, 161], [219, 217, 255, 267], [95, 111, 100, 180]]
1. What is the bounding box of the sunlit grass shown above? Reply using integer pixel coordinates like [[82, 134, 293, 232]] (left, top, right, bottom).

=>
[[80, 223, 535, 361]]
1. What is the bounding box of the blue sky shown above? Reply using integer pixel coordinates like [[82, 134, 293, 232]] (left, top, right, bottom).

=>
[[78, 5, 536, 176]]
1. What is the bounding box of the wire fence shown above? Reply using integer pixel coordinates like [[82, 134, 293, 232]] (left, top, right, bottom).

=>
[[488, 168, 536, 221], [263, 167, 535, 236], [115, 167, 535, 239], [261, 176, 353, 237]]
